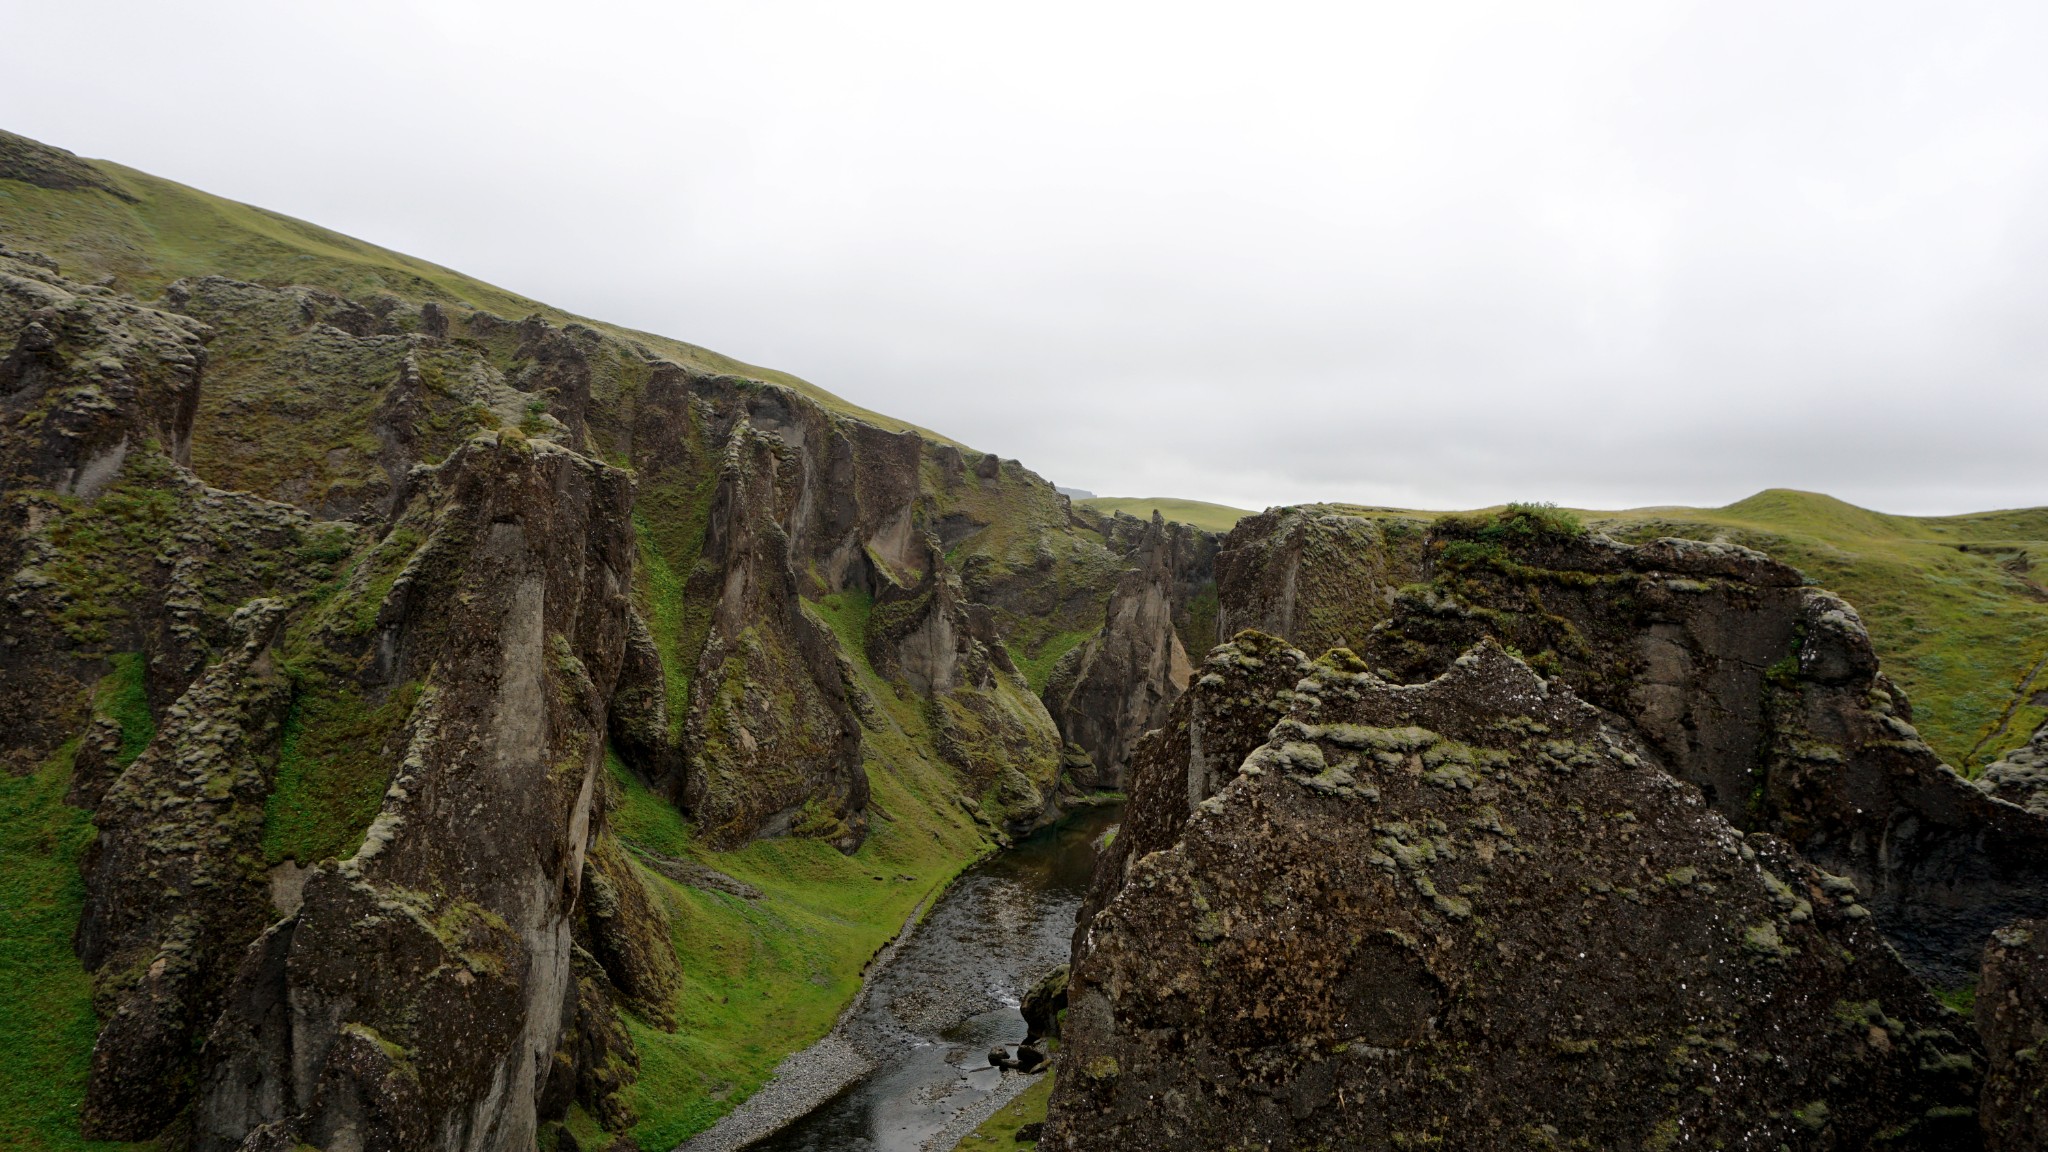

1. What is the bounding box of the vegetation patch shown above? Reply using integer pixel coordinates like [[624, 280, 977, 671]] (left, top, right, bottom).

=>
[[0, 660, 158, 1151], [952, 1072, 1055, 1150], [1075, 496, 1251, 534], [261, 674, 419, 866]]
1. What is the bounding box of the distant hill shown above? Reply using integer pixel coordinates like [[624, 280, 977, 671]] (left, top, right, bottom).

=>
[[1078, 496, 1253, 534]]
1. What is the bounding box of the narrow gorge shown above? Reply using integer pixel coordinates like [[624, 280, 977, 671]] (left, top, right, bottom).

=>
[[5, 126, 2048, 1152]]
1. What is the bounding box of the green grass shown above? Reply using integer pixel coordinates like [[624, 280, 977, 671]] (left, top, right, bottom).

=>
[[260, 676, 419, 866], [607, 748, 694, 859], [0, 660, 154, 1151], [1009, 627, 1099, 696], [1076, 496, 1252, 534], [952, 1073, 1054, 1151]]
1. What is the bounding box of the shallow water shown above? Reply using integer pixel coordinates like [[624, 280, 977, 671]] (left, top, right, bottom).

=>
[[750, 803, 1120, 1152]]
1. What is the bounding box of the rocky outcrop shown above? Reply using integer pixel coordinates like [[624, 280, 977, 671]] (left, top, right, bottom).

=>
[[1979, 919, 2048, 1150], [1981, 720, 2048, 817], [0, 129, 137, 200], [1069, 631, 1316, 957], [1046, 635, 1984, 1150], [1216, 505, 2048, 986], [193, 433, 637, 1152], [868, 540, 1066, 831], [679, 422, 868, 851], [74, 599, 290, 1138], [1, 247, 209, 773], [1213, 506, 1427, 656], [579, 831, 682, 1030], [1044, 513, 1202, 789]]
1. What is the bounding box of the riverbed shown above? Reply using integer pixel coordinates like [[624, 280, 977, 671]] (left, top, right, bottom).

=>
[[726, 802, 1117, 1152]]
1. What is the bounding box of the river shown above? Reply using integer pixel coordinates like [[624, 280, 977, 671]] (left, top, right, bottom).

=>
[[746, 802, 1118, 1152]]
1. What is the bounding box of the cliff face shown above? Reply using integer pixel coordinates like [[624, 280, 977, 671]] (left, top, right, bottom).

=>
[[1047, 634, 1982, 1150], [1043, 513, 1214, 789], [188, 433, 638, 1151], [1, 128, 1216, 1149]]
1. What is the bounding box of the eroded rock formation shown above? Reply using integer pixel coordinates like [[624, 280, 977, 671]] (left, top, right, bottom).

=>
[[1044, 513, 1206, 789]]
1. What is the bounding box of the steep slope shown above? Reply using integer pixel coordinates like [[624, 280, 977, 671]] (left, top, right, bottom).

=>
[[0, 129, 934, 439], [0, 130, 1195, 1150]]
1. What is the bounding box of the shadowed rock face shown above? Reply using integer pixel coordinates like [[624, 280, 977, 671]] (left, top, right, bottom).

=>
[[193, 434, 637, 1151], [1045, 513, 1206, 789], [679, 421, 869, 850], [1212, 508, 2048, 986], [1046, 636, 1983, 1151], [1979, 919, 2048, 1151]]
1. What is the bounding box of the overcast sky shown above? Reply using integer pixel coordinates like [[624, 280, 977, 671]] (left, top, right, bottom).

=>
[[9, 2, 2047, 513]]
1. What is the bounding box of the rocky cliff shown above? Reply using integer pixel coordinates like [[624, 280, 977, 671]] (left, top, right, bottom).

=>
[[1043, 512, 1216, 789], [0, 129, 1211, 1150]]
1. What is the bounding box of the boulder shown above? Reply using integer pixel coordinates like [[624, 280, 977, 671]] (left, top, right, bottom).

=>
[[1044, 635, 1982, 1151]]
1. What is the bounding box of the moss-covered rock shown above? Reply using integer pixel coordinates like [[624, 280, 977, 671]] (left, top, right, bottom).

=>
[[1046, 636, 1982, 1151]]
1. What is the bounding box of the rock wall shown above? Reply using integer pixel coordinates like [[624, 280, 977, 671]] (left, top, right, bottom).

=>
[[194, 433, 638, 1151], [1044, 512, 1210, 789], [1047, 635, 1984, 1150]]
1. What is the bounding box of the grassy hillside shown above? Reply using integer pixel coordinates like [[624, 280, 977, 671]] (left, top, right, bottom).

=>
[[1324, 490, 2048, 772], [0, 129, 948, 443], [1077, 496, 1252, 534]]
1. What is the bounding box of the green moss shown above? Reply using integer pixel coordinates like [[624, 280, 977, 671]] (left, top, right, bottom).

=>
[[1437, 502, 1586, 545], [0, 666, 158, 1150], [607, 750, 694, 858], [261, 675, 419, 866], [1934, 983, 1976, 1018], [1011, 627, 1099, 696], [97, 652, 155, 766], [635, 471, 721, 732], [952, 1072, 1054, 1150]]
